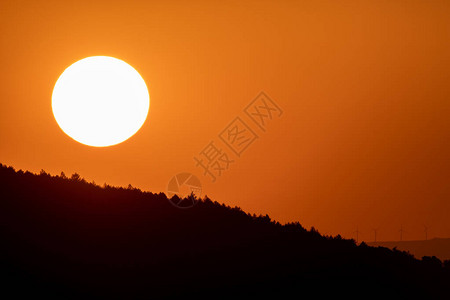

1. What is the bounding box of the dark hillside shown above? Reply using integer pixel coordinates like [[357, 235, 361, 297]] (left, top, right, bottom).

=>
[[0, 164, 448, 298]]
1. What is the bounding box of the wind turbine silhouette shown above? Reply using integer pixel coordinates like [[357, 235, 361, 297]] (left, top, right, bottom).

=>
[[354, 227, 362, 244], [372, 228, 380, 242], [423, 224, 429, 241]]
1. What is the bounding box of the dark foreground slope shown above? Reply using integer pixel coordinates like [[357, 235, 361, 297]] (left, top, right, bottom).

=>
[[369, 238, 450, 262], [0, 164, 449, 298]]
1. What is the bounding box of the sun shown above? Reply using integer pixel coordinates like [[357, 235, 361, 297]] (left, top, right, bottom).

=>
[[52, 56, 150, 147]]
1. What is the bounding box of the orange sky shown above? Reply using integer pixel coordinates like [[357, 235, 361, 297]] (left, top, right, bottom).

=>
[[1, 0, 450, 242]]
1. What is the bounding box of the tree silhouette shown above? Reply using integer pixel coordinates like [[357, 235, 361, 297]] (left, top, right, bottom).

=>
[[0, 163, 448, 298], [70, 172, 81, 181]]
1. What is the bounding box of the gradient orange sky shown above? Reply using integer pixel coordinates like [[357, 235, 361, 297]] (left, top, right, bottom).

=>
[[1, 0, 450, 242]]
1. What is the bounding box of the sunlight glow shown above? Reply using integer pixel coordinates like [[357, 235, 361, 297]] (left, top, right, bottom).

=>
[[52, 56, 150, 147]]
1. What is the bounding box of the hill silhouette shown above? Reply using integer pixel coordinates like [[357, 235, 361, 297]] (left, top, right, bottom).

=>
[[0, 163, 449, 298], [369, 238, 450, 262]]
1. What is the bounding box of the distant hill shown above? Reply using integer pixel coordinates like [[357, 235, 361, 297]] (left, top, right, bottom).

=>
[[368, 238, 450, 261], [0, 163, 449, 298]]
